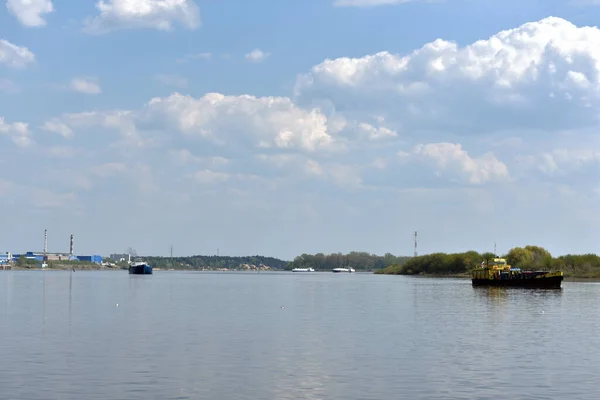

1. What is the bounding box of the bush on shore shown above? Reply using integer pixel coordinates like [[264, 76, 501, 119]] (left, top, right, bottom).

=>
[[375, 246, 600, 278]]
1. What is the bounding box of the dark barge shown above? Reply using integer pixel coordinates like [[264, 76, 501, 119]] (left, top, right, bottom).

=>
[[472, 257, 563, 289]]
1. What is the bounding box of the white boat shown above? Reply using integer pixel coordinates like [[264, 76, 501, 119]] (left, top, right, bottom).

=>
[[332, 267, 355, 273], [292, 267, 315, 272]]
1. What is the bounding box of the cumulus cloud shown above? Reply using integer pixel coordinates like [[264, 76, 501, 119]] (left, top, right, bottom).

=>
[[140, 92, 336, 151], [0, 39, 35, 68], [6, 0, 54, 27], [47, 110, 148, 148], [358, 122, 397, 140], [412, 142, 509, 184], [295, 17, 600, 135], [39, 16, 600, 193], [70, 77, 102, 95], [245, 49, 270, 63], [83, 0, 201, 34], [517, 148, 600, 178], [41, 119, 74, 138], [0, 117, 33, 147]]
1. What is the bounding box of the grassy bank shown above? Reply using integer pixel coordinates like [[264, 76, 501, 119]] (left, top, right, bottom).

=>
[[375, 246, 600, 279]]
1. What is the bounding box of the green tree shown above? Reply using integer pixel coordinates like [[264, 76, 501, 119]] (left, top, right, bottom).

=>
[[481, 252, 496, 263], [505, 247, 533, 268]]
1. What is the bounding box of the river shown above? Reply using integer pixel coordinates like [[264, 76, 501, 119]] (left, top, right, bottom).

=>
[[1, 270, 599, 399]]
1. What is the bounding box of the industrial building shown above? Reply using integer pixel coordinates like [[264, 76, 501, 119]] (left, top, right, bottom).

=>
[[1, 231, 103, 266]]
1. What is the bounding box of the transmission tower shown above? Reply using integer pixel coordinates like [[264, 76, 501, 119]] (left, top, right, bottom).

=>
[[413, 231, 418, 257]]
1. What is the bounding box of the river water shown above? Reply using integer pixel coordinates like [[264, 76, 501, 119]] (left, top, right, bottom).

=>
[[1, 270, 599, 399]]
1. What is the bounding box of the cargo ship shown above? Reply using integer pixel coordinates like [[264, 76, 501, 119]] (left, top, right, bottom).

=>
[[472, 257, 563, 288], [129, 258, 153, 275]]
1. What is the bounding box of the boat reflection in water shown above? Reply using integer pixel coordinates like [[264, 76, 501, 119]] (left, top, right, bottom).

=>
[[472, 257, 563, 289]]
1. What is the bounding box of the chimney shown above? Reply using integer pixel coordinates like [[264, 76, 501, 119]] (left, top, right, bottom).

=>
[[69, 234, 74, 256]]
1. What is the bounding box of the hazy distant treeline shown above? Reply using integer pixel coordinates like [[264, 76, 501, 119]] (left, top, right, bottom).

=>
[[376, 245, 600, 278], [284, 252, 411, 271], [142, 255, 288, 270]]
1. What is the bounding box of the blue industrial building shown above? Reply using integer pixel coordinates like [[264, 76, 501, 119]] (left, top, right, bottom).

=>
[[74, 255, 103, 263]]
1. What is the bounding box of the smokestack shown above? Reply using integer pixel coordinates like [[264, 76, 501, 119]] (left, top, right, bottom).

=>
[[70, 234, 74, 256], [44, 229, 48, 255]]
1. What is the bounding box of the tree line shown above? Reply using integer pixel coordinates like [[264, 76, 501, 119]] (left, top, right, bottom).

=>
[[142, 255, 289, 270], [284, 252, 411, 271], [376, 245, 600, 278]]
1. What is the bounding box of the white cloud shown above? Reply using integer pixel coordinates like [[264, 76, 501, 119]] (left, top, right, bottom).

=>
[[245, 49, 270, 63], [6, 0, 54, 27], [358, 122, 397, 139], [295, 17, 600, 134], [155, 74, 188, 88], [412, 143, 509, 184], [70, 77, 102, 95], [140, 92, 337, 151], [517, 148, 600, 177], [0, 39, 35, 68], [43, 92, 340, 156], [41, 119, 74, 138], [84, 0, 201, 34], [0, 117, 33, 147]]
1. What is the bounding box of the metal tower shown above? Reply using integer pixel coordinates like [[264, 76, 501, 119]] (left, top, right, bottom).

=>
[[413, 231, 418, 257]]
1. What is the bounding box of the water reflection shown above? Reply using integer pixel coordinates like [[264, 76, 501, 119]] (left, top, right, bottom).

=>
[[0, 272, 599, 400], [42, 271, 46, 327], [68, 271, 72, 326]]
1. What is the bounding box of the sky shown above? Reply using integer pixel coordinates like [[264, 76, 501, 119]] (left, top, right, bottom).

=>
[[1, 0, 600, 260]]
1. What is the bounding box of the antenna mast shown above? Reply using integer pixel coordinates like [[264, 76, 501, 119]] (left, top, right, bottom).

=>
[[170, 244, 173, 258], [44, 229, 48, 255], [494, 241, 497, 256], [413, 231, 418, 257]]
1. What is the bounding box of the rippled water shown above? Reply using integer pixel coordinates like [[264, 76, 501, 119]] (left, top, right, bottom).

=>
[[1, 271, 599, 399]]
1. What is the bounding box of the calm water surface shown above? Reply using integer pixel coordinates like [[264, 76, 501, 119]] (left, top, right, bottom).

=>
[[1, 271, 600, 399]]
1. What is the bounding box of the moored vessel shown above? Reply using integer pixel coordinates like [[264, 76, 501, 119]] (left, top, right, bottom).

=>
[[472, 257, 563, 289], [292, 267, 315, 272], [129, 258, 153, 275], [332, 267, 355, 273]]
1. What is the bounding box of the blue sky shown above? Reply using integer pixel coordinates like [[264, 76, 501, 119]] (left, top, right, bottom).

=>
[[1, 0, 600, 259]]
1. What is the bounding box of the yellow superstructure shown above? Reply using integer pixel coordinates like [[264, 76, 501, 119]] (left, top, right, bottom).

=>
[[472, 258, 512, 280]]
